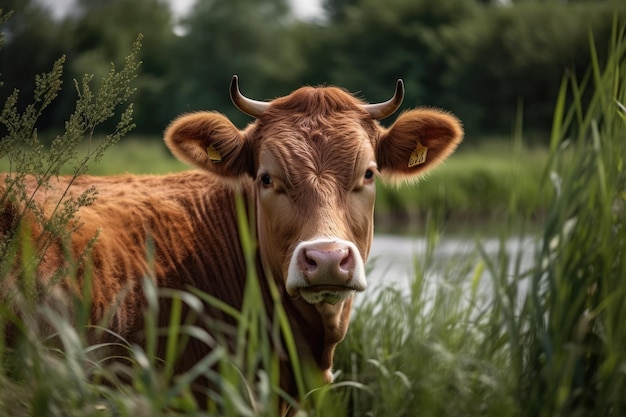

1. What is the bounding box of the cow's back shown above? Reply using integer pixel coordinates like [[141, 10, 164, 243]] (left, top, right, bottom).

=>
[[1, 171, 252, 340]]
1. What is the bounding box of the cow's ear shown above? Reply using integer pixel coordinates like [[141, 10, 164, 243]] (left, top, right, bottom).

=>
[[376, 109, 463, 183], [164, 112, 254, 177]]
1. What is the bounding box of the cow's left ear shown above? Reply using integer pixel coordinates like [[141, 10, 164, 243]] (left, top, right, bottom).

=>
[[376, 108, 463, 182], [164, 112, 254, 178]]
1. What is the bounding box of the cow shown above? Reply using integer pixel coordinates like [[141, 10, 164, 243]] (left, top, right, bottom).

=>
[[0, 76, 463, 413]]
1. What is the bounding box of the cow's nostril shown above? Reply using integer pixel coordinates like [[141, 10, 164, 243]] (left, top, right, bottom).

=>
[[340, 249, 354, 271], [300, 249, 318, 274]]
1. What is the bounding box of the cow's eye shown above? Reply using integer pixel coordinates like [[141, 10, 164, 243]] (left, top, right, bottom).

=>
[[364, 169, 375, 181], [260, 173, 273, 186]]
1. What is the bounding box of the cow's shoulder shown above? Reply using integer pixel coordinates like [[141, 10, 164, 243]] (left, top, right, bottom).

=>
[[71, 170, 250, 241]]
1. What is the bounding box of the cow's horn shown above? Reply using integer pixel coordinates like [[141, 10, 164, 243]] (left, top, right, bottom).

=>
[[230, 75, 270, 118], [362, 79, 404, 120]]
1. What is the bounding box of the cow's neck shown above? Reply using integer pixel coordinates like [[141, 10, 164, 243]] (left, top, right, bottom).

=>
[[282, 294, 352, 381]]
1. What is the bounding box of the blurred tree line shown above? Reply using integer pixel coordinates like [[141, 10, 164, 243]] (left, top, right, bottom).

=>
[[1, 0, 625, 141]]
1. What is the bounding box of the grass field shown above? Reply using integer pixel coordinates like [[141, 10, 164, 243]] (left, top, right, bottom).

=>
[[1, 24, 625, 417]]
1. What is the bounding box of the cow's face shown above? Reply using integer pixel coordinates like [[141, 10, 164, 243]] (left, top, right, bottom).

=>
[[253, 105, 377, 305], [165, 77, 463, 307]]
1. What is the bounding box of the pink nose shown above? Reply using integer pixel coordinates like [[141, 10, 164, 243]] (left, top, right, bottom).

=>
[[296, 242, 356, 285]]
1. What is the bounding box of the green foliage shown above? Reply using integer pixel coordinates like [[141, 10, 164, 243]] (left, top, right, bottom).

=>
[[438, 0, 626, 135], [300, 0, 480, 111], [170, 0, 300, 127], [70, 0, 178, 133], [3, 0, 626, 139], [0, 0, 70, 127]]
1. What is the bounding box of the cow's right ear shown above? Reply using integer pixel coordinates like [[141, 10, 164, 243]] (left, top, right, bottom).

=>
[[164, 112, 254, 177]]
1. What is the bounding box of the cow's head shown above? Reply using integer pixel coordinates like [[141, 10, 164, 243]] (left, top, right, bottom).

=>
[[165, 75, 462, 309]]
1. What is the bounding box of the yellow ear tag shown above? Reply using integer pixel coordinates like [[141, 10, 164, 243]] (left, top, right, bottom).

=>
[[206, 144, 222, 164], [408, 142, 428, 167]]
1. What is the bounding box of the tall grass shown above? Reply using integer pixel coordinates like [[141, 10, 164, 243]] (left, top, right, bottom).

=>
[[516, 22, 626, 417], [334, 22, 626, 417]]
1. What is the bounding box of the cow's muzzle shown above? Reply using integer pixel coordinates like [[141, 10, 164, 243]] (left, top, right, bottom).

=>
[[286, 238, 367, 304]]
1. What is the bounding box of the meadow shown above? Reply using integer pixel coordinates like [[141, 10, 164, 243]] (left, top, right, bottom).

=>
[[0, 25, 625, 417]]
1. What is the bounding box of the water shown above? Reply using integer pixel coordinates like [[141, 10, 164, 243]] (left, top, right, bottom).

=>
[[359, 234, 538, 301]]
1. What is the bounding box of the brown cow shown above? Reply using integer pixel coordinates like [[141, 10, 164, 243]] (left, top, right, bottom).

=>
[[0, 76, 463, 412]]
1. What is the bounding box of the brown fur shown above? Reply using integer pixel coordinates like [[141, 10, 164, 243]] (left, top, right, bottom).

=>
[[1, 82, 463, 413]]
